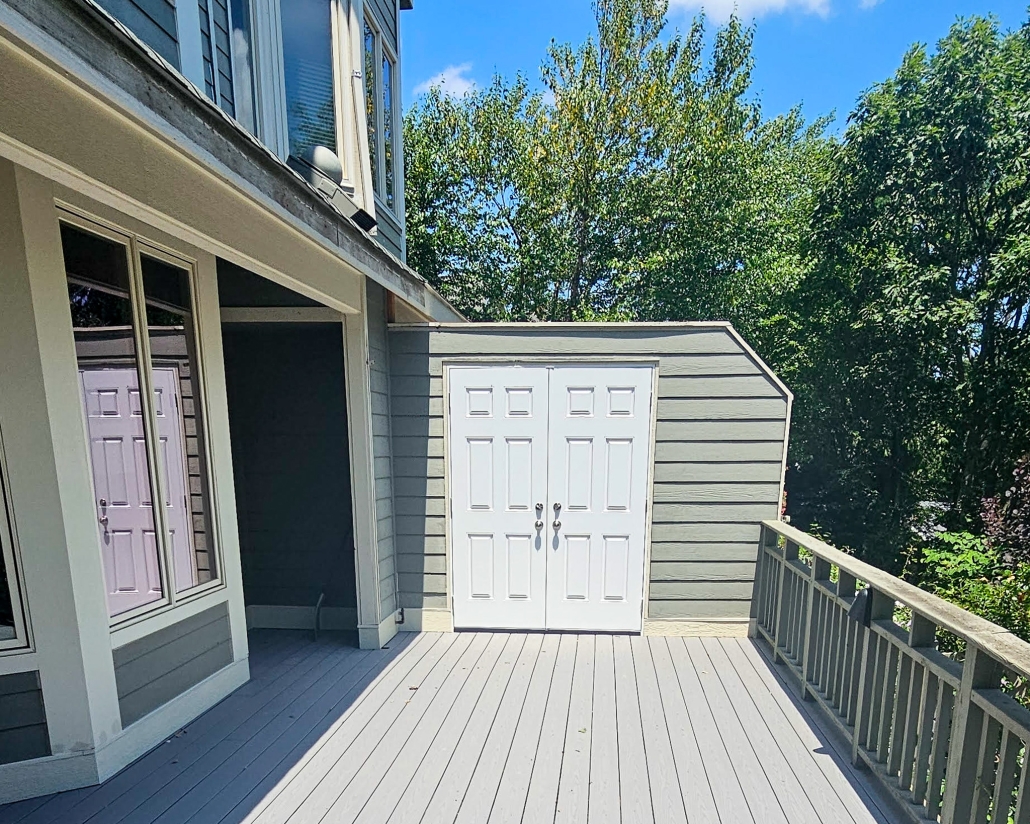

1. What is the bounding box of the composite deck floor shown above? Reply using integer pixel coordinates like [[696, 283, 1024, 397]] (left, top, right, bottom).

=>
[[0, 630, 901, 824]]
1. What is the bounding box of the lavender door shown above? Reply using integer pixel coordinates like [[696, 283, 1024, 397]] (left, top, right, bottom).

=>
[[80, 367, 195, 616]]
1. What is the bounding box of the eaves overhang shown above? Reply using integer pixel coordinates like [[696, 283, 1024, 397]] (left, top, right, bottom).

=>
[[0, 0, 463, 321]]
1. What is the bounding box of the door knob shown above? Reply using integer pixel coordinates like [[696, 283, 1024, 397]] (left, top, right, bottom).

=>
[[535, 520, 544, 530], [553, 520, 561, 530], [99, 515, 109, 526], [553, 502, 561, 512]]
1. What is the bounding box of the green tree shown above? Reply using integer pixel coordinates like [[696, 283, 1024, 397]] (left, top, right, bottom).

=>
[[785, 16, 1030, 570], [404, 0, 824, 328]]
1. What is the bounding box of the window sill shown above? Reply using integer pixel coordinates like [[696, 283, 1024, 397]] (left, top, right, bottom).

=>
[[109, 582, 228, 648]]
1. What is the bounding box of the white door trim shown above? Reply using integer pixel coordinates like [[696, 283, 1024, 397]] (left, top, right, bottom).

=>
[[444, 360, 657, 633]]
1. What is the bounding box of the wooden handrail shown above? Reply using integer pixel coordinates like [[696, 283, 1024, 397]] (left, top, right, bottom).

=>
[[753, 520, 1030, 824], [763, 519, 1030, 680]]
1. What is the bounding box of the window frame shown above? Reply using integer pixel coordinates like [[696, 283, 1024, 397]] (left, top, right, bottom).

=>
[[362, 10, 401, 217], [58, 207, 226, 630], [0, 427, 31, 655]]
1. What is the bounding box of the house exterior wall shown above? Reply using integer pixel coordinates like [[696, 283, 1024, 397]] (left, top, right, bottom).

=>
[[388, 324, 791, 633]]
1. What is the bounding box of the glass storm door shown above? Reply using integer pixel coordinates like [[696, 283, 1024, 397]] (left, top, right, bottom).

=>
[[448, 365, 653, 632]]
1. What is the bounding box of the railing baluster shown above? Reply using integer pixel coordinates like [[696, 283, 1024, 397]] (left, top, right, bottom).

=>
[[991, 729, 1020, 824], [942, 645, 1003, 824], [1014, 747, 1030, 824], [773, 540, 798, 660], [889, 650, 913, 777], [927, 682, 954, 819], [876, 641, 900, 763], [801, 556, 831, 698], [970, 715, 1002, 824], [912, 669, 939, 805], [846, 612, 862, 726]]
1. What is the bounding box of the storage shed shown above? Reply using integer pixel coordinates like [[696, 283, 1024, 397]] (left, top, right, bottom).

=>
[[388, 323, 792, 636]]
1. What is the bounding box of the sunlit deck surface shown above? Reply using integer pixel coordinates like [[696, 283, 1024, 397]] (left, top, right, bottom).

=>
[[0, 630, 904, 824]]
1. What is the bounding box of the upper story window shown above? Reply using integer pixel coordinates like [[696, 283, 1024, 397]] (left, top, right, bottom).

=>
[[0, 438, 29, 652], [281, 0, 338, 158], [363, 15, 398, 212]]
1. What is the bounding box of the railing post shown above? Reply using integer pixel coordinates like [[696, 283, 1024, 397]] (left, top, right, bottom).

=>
[[851, 588, 894, 765], [800, 555, 831, 700], [940, 644, 1002, 824]]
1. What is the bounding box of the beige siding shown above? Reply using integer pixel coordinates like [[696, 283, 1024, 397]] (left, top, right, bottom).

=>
[[388, 325, 790, 623], [367, 282, 398, 618]]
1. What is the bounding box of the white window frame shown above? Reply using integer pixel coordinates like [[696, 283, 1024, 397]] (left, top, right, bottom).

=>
[[361, 10, 401, 217], [58, 208, 226, 630], [0, 428, 31, 654]]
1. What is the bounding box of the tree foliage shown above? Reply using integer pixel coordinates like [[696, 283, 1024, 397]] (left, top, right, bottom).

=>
[[404, 0, 824, 325], [785, 16, 1030, 569]]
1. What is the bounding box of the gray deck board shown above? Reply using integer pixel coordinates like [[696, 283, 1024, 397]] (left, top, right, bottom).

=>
[[613, 636, 654, 823], [554, 635, 593, 824], [0, 631, 898, 824], [588, 635, 620, 824], [630, 636, 688, 824], [682, 637, 790, 824]]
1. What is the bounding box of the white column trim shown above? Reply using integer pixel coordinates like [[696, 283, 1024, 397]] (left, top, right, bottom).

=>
[[343, 282, 382, 647]]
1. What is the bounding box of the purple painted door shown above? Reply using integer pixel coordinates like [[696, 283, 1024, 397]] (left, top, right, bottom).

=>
[[80, 367, 195, 616]]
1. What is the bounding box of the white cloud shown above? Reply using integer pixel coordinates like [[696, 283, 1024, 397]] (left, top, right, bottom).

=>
[[414, 63, 476, 98], [669, 0, 830, 23], [859, 0, 883, 8]]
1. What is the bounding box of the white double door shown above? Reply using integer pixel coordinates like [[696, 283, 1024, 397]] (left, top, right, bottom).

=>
[[449, 365, 653, 632]]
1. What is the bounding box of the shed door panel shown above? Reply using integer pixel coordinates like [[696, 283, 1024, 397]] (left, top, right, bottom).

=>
[[449, 367, 549, 629], [546, 366, 652, 632]]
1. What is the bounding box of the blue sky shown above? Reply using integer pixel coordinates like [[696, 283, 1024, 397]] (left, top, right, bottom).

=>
[[400, 0, 1028, 132]]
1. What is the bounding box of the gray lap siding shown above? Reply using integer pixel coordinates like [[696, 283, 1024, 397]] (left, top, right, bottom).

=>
[[367, 282, 398, 619], [388, 325, 790, 623]]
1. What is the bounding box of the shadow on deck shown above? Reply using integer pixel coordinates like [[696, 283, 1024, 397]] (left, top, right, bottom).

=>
[[0, 630, 903, 824]]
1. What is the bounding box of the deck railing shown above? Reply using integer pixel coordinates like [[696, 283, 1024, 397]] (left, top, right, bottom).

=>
[[752, 519, 1030, 824]]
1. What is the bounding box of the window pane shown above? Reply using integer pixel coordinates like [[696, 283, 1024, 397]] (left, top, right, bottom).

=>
[[140, 256, 218, 593], [230, 0, 257, 133], [63, 223, 164, 618], [364, 22, 379, 195], [282, 0, 337, 157], [382, 53, 395, 209]]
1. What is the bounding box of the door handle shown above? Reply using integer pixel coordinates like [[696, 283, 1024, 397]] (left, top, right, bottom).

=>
[[553, 520, 561, 530], [535, 520, 544, 530]]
